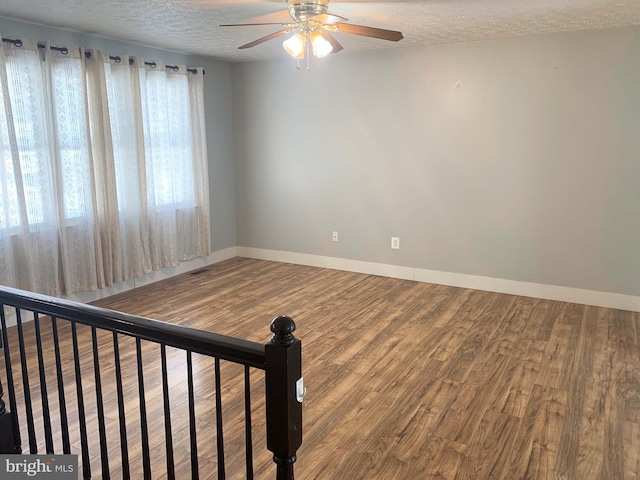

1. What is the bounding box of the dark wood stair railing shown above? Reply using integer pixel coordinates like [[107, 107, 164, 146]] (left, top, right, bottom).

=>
[[0, 285, 303, 480]]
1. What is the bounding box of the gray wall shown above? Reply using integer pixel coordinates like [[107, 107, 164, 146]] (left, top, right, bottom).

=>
[[233, 26, 640, 296], [0, 16, 237, 252], [2, 16, 638, 297]]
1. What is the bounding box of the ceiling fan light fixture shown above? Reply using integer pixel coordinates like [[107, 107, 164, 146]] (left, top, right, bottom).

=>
[[224, 0, 403, 66], [283, 32, 306, 59], [311, 31, 333, 58]]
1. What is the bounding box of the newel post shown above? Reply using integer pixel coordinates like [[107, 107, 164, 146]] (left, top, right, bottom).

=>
[[265, 316, 303, 480], [0, 370, 19, 455], [0, 376, 13, 454]]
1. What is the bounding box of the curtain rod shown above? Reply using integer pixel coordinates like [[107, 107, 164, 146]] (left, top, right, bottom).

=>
[[2, 37, 204, 75], [2, 37, 68, 54]]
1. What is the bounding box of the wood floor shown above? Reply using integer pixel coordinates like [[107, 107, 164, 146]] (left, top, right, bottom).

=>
[[1, 257, 639, 479]]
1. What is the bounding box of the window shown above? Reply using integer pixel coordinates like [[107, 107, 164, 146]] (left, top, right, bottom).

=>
[[0, 39, 210, 296]]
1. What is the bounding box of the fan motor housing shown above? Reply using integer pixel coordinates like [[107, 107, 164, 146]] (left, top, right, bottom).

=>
[[287, 0, 329, 22]]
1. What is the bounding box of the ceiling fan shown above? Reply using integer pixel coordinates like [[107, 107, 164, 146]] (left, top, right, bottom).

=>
[[221, 0, 403, 66]]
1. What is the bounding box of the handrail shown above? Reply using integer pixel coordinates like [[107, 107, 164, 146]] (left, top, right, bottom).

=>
[[0, 285, 266, 369]]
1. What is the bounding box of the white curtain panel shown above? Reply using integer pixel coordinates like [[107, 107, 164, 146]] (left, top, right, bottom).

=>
[[0, 36, 210, 296]]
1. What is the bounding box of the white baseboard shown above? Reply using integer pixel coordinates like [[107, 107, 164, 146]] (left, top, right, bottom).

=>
[[1, 247, 238, 329], [237, 247, 640, 313], [3, 245, 638, 334], [67, 246, 237, 301], [131, 247, 238, 289]]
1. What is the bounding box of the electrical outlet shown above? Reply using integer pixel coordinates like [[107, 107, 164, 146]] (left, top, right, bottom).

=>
[[391, 237, 400, 249], [332, 231, 339, 242]]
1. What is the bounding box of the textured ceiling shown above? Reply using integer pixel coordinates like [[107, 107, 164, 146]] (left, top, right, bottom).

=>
[[1, 0, 640, 62]]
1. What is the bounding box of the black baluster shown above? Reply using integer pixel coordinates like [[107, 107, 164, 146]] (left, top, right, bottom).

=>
[[0, 375, 4, 415], [187, 351, 199, 480], [71, 321, 91, 479], [136, 338, 151, 480], [244, 365, 254, 480], [91, 327, 110, 479], [51, 317, 70, 454], [265, 316, 303, 480], [0, 306, 21, 453], [112, 333, 130, 479], [34, 313, 54, 453], [214, 357, 225, 480], [16, 309, 37, 453], [161, 344, 175, 479]]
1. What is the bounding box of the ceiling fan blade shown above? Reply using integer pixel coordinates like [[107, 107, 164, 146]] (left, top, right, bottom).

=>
[[312, 12, 349, 23], [317, 30, 344, 53], [238, 29, 291, 49], [333, 22, 403, 42], [221, 22, 293, 27]]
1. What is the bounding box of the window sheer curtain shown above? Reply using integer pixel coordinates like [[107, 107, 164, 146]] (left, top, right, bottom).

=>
[[0, 36, 210, 296]]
